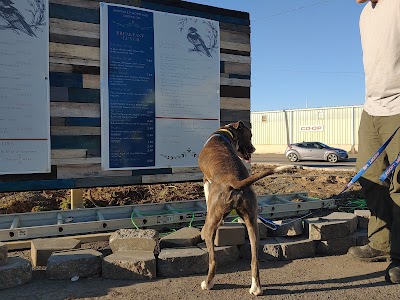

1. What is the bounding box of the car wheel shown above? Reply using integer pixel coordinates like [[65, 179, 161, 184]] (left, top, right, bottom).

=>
[[287, 153, 299, 162], [327, 153, 338, 163]]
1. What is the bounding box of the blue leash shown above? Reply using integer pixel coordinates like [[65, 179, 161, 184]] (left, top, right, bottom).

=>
[[380, 152, 400, 181]]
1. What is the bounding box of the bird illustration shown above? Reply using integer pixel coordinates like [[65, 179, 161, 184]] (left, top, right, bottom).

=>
[[0, 0, 36, 37], [187, 27, 212, 57]]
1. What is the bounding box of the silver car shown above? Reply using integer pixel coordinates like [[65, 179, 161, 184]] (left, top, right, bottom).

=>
[[285, 142, 348, 163]]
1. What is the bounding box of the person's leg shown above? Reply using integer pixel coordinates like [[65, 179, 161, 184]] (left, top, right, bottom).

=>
[[348, 110, 391, 259], [378, 113, 400, 283]]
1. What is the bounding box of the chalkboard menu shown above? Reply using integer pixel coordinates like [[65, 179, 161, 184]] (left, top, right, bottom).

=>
[[0, 0, 50, 175], [100, 3, 220, 170]]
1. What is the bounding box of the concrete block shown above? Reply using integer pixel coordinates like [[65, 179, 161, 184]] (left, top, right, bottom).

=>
[[214, 222, 246, 246], [237, 218, 268, 239], [47, 249, 102, 279], [353, 229, 369, 246], [240, 238, 281, 261], [102, 250, 156, 280], [0, 257, 32, 290], [0, 242, 7, 266], [305, 212, 358, 240], [197, 242, 240, 268], [31, 238, 81, 267], [354, 210, 370, 229], [269, 218, 304, 237], [157, 247, 208, 277], [160, 227, 201, 248], [316, 234, 357, 255], [109, 229, 159, 254], [275, 236, 316, 260]]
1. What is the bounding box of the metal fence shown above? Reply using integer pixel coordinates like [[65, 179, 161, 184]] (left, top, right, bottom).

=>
[[251, 105, 363, 154]]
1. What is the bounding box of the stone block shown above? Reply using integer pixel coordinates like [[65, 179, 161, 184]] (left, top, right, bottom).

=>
[[269, 218, 304, 237], [305, 212, 358, 240], [0, 242, 7, 266], [160, 227, 201, 248], [157, 247, 208, 277], [47, 249, 102, 279], [275, 236, 316, 260], [354, 210, 370, 229], [31, 238, 81, 267], [102, 250, 156, 280], [237, 218, 268, 239], [109, 229, 159, 254], [197, 242, 239, 268], [214, 223, 246, 246], [316, 234, 357, 255], [240, 238, 281, 261], [0, 257, 32, 290]]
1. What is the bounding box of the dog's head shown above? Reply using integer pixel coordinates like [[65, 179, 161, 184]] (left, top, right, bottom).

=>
[[224, 121, 256, 163]]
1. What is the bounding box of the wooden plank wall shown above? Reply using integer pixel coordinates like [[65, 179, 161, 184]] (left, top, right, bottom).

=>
[[0, 0, 251, 192]]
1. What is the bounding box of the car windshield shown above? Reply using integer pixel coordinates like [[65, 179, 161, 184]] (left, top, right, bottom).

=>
[[317, 142, 331, 149]]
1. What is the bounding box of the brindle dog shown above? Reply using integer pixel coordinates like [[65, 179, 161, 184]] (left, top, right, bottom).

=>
[[198, 121, 292, 296]]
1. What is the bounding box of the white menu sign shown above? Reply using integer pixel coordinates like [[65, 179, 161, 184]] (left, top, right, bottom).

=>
[[0, 0, 50, 174], [100, 3, 220, 170]]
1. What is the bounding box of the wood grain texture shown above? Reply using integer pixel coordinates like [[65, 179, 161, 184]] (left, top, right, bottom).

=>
[[51, 126, 101, 136], [50, 102, 100, 118], [220, 86, 250, 98], [57, 164, 132, 179], [220, 97, 250, 111], [51, 157, 101, 165], [51, 136, 101, 149], [220, 77, 250, 87], [142, 172, 203, 184], [224, 62, 251, 75], [220, 109, 250, 123], [50, 43, 100, 62], [51, 149, 88, 159]]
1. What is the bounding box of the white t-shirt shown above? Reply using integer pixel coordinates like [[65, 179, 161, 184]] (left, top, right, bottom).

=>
[[360, 0, 400, 116]]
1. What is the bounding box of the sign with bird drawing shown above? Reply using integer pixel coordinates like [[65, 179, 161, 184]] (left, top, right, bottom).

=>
[[0, 0, 50, 175], [100, 3, 220, 170]]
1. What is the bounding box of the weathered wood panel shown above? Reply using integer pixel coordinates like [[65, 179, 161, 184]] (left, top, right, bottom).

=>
[[51, 126, 101, 136], [2, 0, 251, 192]]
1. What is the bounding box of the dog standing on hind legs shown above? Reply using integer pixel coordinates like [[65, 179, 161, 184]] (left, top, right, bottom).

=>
[[198, 121, 293, 296]]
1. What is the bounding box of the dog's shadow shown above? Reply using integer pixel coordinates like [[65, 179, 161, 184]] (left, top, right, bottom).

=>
[[212, 283, 248, 291], [216, 259, 291, 276]]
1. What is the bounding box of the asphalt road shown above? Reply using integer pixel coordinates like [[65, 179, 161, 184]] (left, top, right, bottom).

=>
[[252, 153, 357, 171]]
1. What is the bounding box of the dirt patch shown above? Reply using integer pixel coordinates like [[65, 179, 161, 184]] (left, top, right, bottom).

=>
[[0, 165, 361, 214]]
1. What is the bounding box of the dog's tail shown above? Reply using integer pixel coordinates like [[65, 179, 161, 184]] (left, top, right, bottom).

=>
[[229, 166, 295, 190]]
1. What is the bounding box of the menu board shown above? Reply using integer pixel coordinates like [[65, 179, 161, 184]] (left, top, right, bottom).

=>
[[0, 0, 50, 174], [100, 3, 220, 170]]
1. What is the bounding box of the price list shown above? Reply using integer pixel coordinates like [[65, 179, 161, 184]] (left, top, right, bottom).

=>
[[107, 6, 156, 168]]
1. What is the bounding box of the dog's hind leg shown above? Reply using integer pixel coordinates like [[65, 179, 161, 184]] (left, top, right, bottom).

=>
[[203, 178, 210, 211], [238, 209, 263, 296], [201, 206, 224, 291]]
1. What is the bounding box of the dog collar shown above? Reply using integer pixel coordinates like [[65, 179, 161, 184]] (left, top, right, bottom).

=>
[[217, 128, 234, 139], [203, 133, 231, 146]]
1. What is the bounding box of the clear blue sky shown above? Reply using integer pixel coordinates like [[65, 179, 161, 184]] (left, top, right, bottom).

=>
[[190, 0, 367, 112]]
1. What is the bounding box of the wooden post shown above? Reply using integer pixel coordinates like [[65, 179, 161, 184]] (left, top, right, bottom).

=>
[[71, 189, 84, 209]]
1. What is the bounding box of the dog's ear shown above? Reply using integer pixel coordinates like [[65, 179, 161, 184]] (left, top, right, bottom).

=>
[[231, 121, 244, 130]]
